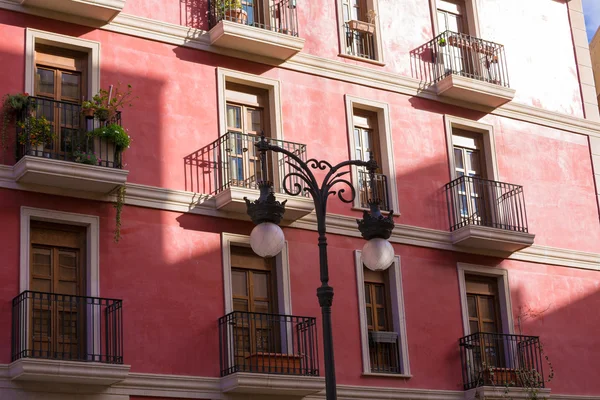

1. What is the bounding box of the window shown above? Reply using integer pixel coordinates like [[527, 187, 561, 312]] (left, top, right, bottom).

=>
[[429, 0, 480, 37], [345, 96, 399, 213], [355, 251, 410, 376], [231, 246, 277, 314], [338, 0, 383, 62], [29, 221, 86, 360]]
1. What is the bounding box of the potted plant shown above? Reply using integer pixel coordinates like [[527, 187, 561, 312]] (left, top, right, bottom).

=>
[[87, 123, 131, 167], [90, 83, 135, 122], [1, 93, 31, 160], [73, 149, 100, 165], [348, 9, 377, 34], [17, 115, 54, 157], [217, 0, 248, 24], [438, 37, 447, 47], [81, 100, 96, 119]]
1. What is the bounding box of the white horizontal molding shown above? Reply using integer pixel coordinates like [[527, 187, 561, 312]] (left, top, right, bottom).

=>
[[8, 358, 130, 385], [221, 372, 325, 396], [1, 1, 600, 140]]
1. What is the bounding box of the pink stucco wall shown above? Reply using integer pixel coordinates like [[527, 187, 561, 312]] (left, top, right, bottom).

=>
[[121, 0, 583, 117], [0, 10, 597, 252], [0, 189, 599, 394]]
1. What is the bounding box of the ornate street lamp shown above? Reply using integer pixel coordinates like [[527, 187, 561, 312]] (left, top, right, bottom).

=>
[[244, 135, 395, 400]]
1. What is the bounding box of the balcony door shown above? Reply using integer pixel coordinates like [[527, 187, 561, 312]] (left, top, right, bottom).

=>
[[29, 221, 86, 360], [34, 45, 87, 158], [231, 246, 280, 372], [353, 110, 385, 209]]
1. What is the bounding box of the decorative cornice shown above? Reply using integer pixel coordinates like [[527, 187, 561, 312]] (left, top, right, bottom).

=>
[[221, 372, 325, 396], [1, 1, 600, 139]]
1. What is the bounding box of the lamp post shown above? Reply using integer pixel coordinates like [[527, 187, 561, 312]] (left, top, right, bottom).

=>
[[244, 135, 395, 400]]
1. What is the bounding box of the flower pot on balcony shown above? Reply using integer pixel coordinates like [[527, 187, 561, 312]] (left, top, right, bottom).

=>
[[224, 8, 248, 24], [82, 108, 95, 119], [348, 19, 376, 34], [245, 352, 303, 373], [95, 108, 109, 122]]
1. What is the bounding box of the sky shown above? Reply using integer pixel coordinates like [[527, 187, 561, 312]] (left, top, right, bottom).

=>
[[583, 0, 600, 42]]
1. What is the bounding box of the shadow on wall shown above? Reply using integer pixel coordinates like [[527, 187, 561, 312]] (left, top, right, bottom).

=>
[[180, 0, 210, 30]]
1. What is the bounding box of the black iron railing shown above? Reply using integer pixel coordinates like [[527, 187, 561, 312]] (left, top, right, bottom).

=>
[[345, 23, 376, 60], [411, 30, 509, 87], [459, 332, 544, 390], [368, 331, 400, 374], [12, 291, 123, 364], [219, 311, 319, 376], [16, 97, 123, 168], [184, 131, 307, 196], [444, 176, 528, 233], [208, 0, 298, 36], [358, 170, 390, 211]]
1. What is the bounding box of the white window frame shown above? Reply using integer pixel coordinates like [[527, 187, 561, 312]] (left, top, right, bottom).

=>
[[457, 262, 515, 336], [444, 115, 499, 181], [216, 68, 284, 141], [221, 232, 292, 315], [25, 28, 101, 100], [20, 206, 101, 356], [345, 95, 399, 214], [428, 0, 481, 37], [355, 250, 411, 377], [335, 0, 385, 64]]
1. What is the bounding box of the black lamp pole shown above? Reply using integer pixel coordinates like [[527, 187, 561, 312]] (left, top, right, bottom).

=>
[[245, 135, 394, 400]]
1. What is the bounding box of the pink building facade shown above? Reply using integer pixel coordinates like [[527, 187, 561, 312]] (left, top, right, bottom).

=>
[[0, 0, 599, 399]]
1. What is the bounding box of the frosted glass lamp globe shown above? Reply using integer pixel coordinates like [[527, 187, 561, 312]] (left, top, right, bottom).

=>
[[250, 222, 285, 258], [361, 238, 394, 271]]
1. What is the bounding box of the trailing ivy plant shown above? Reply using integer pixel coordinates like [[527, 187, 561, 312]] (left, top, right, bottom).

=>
[[114, 185, 126, 243], [1, 93, 30, 161]]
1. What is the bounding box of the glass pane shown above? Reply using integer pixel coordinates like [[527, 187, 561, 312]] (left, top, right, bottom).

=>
[[226, 105, 242, 129], [354, 128, 361, 147], [248, 109, 262, 133], [233, 298, 249, 312], [254, 300, 269, 314], [253, 272, 269, 298], [480, 297, 496, 320], [31, 278, 51, 293], [32, 248, 51, 277], [36, 68, 55, 95], [355, 149, 362, 161], [61, 73, 81, 99], [467, 150, 481, 175], [364, 284, 371, 303], [454, 148, 464, 169], [467, 295, 477, 318], [374, 285, 385, 306], [232, 270, 248, 296], [376, 308, 386, 329], [366, 305, 373, 327], [482, 322, 497, 334], [363, 130, 372, 152], [469, 320, 479, 334]]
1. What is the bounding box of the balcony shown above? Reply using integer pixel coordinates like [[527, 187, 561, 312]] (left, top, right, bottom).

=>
[[184, 131, 314, 221], [344, 22, 376, 61], [444, 176, 535, 253], [9, 291, 129, 385], [208, 0, 304, 60], [368, 331, 401, 374], [358, 170, 391, 212], [459, 332, 546, 390], [218, 311, 324, 396], [18, 0, 126, 23], [411, 31, 515, 107], [14, 97, 128, 195]]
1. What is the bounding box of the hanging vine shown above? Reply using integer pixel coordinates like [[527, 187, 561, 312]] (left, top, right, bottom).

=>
[[114, 185, 126, 243]]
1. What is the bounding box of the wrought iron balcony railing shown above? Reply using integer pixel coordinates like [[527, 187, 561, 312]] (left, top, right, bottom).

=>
[[358, 170, 391, 212], [12, 291, 123, 364], [17, 97, 123, 168], [184, 131, 307, 196], [444, 176, 528, 233], [368, 331, 400, 374], [345, 22, 376, 60], [219, 311, 319, 376], [411, 30, 509, 87], [208, 0, 299, 36], [459, 332, 545, 390]]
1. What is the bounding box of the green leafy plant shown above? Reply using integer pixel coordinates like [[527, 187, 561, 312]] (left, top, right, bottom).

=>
[[88, 123, 131, 152], [1, 93, 30, 161], [438, 37, 447, 47], [114, 185, 126, 243], [90, 83, 135, 121], [73, 149, 100, 165], [17, 116, 54, 147], [217, 0, 242, 9]]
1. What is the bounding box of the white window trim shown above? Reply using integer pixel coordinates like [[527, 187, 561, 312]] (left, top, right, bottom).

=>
[[428, 0, 481, 37], [457, 262, 515, 336], [20, 206, 100, 297], [355, 250, 411, 377], [444, 115, 499, 181], [335, 0, 385, 64], [345, 95, 400, 214], [216, 68, 284, 142], [25, 28, 101, 100], [221, 232, 292, 315]]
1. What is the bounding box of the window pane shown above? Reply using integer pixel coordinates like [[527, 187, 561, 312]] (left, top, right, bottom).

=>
[[226, 105, 242, 129], [467, 150, 481, 176], [479, 297, 496, 320], [233, 298, 249, 312], [354, 128, 361, 147], [32, 247, 52, 277], [454, 148, 464, 169], [364, 284, 371, 303], [253, 272, 269, 298], [376, 308, 386, 329], [248, 109, 262, 133], [363, 130, 373, 152], [254, 300, 269, 314], [374, 285, 385, 306], [36, 68, 55, 95], [467, 295, 477, 318], [61, 73, 81, 99], [31, 278, 51, 293], [482, 322, 497, 334], [232, 270, 248, 296], [469, 320, 479, 334], [366, 305, 373, 327]]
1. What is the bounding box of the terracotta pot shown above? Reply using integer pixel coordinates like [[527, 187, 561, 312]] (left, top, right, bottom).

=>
[[348, 19, 376, 34], [245, 352, 303, 373], [82, 108, 95, 120], [95, 108, 109, 122], [224, 9, 248, 24]]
